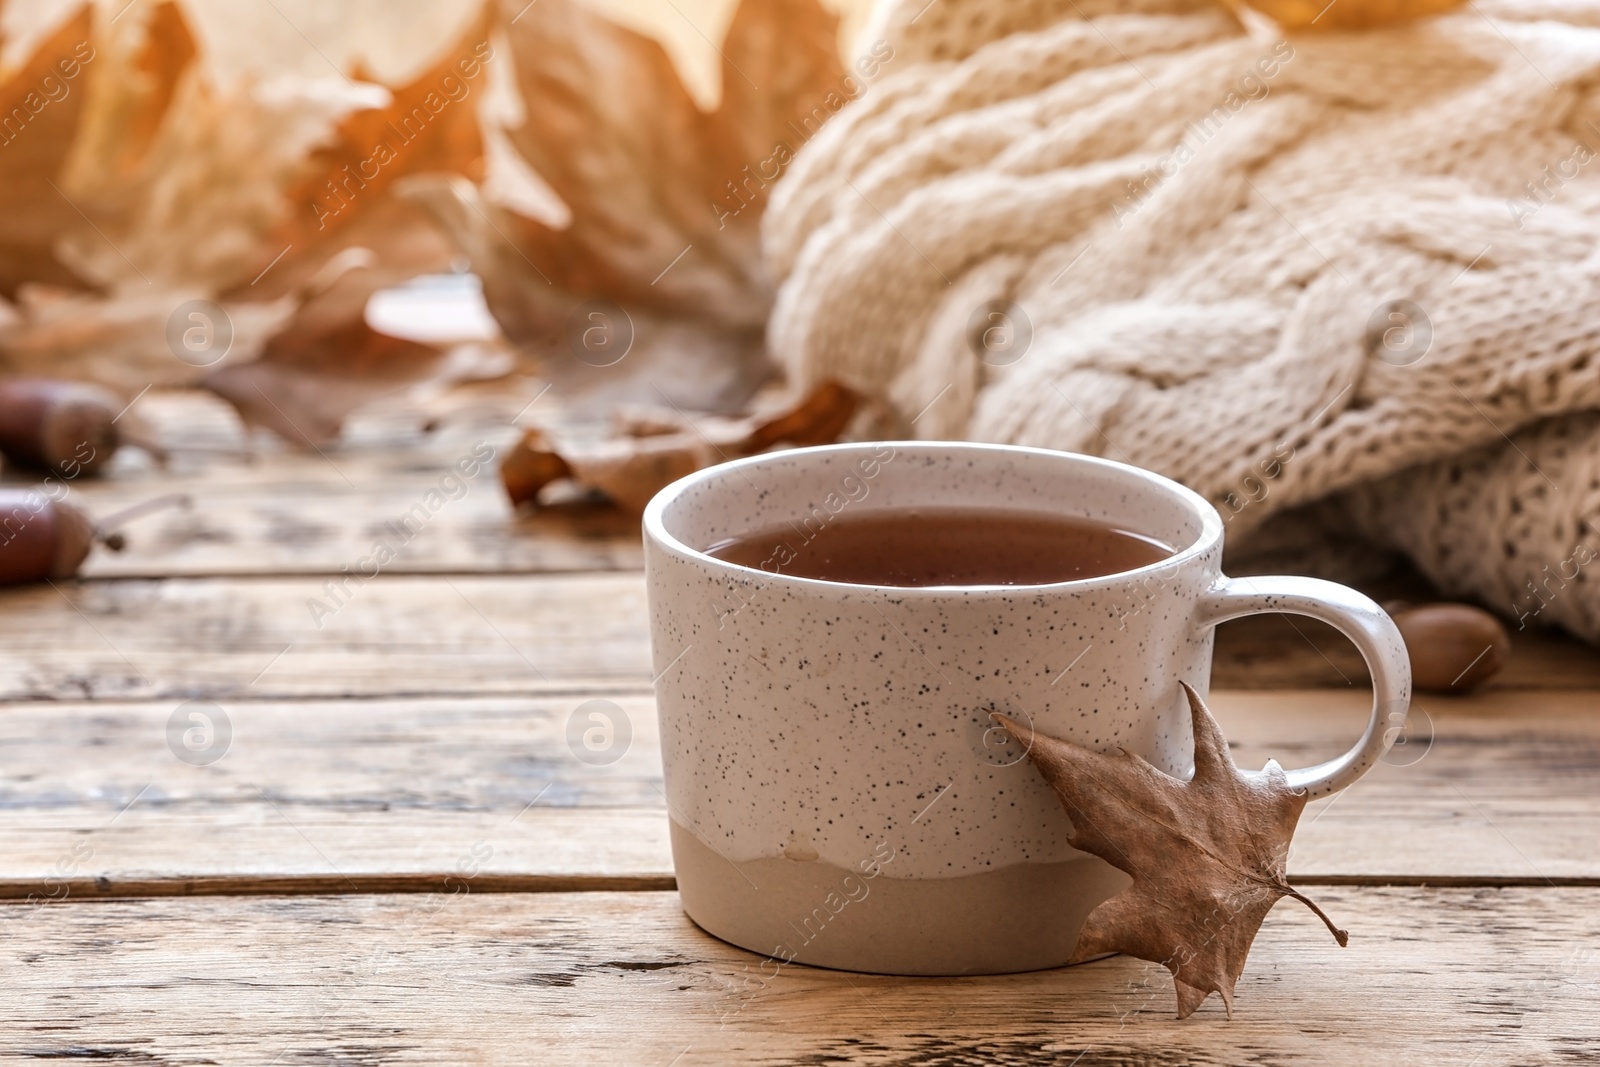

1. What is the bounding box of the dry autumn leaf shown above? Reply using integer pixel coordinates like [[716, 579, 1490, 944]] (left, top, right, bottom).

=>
[[501, 379, 858, 511], [201, 9, 504, 447], [0, 4, 97, 296], [202, 250, 504, 449], [223, 196, 481, 441], [15, 1, 212, 294], [1235, 0, 1464, 30], [232, 3, 493, 303], [0, 3, 298, 401], [68, 0, 197, 185], [52, 20, 360, 294], [996, 683, 1348, 1019], [0, 282, 297, 397], [2, 0, 845, 445], [0, 0, 500, 439], [202, 310, 449, 450], [410, 0, 846, 415]]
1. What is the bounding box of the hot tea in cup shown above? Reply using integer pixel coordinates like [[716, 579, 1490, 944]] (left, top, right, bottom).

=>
[[706, 508, 1174, 586]]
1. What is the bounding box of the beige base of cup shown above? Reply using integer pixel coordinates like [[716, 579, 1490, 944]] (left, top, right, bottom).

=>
[[670, 820, 1131, 976]]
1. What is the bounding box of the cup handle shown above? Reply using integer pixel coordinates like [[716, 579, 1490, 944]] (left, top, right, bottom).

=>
[[1194, 575, 1412, 799]]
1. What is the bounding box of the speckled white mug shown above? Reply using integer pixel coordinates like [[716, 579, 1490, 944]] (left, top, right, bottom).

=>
[[644, 442, 1410, 976]]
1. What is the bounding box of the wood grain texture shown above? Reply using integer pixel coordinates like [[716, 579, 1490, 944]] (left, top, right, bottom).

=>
[[1222, 689, 1600, 882], [3, 572, 1597, 701], [0, 690, 1595, 895], [0, 574, 653, 700], [8, 391, 646, 578], [0, 695, 669, 898], [1, 888, 1595, 1065], [62, 445, 643, 579], [76, 485, 644, 577]]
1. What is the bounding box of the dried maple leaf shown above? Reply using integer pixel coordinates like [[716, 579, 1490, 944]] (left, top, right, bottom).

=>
[[202, 251, 507, 449], [0, 4, 97, 297], [410, 0, 845, 415], [996, 683, 1348, 1019], [4, 2, 205, 296], [115, 0, 196, 173], [56, 48, 371, 294], [235, 3, 492, 302], [67, 0, 198, 183], [202, 314, 448, 450], [4, 6, 306, 412], [0, 0, 496, 438], [501, 379, 857, 511], [201, 194, 478, 447], [199, 9, 502, 447], [0, 283, 295, 395], [1234, 0, 1464, 30]]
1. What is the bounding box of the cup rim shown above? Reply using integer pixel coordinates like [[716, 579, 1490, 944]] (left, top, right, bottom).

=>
[[642, 441, 1223, 595]]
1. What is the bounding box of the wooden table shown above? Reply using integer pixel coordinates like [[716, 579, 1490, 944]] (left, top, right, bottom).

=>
[[3, 392, 1597, 1064]]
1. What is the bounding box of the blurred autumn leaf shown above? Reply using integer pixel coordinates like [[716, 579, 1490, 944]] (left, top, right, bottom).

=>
[[93, 0, 198, 180], [0, 4, 96, 297], [502, 379, 859, 511], [1237, 0, 1464, 30], [0, 0, 852, 447], [0, 1, 493, 435], [200, 6, 500, 446], [235, 3, 493, 300], [0, 0, 300, 400], [409, 0, 846, 415]]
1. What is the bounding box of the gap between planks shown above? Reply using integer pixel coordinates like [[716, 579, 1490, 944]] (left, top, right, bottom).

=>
[[4, 574, 1598, 703], [4, 871, 1600, 905]]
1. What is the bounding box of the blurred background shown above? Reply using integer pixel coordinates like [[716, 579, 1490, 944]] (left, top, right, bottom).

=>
[[0, 0, 882, 582], [2, 0, 1598, 684], [0, 0, 876, 430]]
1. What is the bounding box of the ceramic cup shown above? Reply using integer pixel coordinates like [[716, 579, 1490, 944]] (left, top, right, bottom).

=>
[[643, 442, 1410, 976]]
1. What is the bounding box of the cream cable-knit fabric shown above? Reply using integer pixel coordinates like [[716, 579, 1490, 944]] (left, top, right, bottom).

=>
[[764, 0, 1600, 642]]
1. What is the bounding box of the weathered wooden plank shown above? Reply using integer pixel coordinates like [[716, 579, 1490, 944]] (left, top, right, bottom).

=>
[[1, 888, 1595, 1064], [1, 391, 645, 578], [8, 389, 521, 496], [91, 383, 542, 461], [5, 573, 1597, 702], [0, 695, 668, 898], [0, 691, 1595, 895], [0, 574, 653, 700], [72, 481, 643, 577], [1223, 689, 1600, 883]]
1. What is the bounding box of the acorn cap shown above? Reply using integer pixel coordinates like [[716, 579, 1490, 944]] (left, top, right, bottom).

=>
[[48, 498, 95, 578]]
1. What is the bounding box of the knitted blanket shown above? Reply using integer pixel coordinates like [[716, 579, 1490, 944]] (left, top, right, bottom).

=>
[[764, 0, 1600, 642]]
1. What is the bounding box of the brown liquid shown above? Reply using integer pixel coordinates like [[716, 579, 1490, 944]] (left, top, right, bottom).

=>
[[705, 507, 1174, 587]]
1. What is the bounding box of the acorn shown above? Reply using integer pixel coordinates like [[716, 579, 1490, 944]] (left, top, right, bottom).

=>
[[0, 490, 189, 585], [0, 378, 121, 477], [1387, 601, 1512, 693]]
